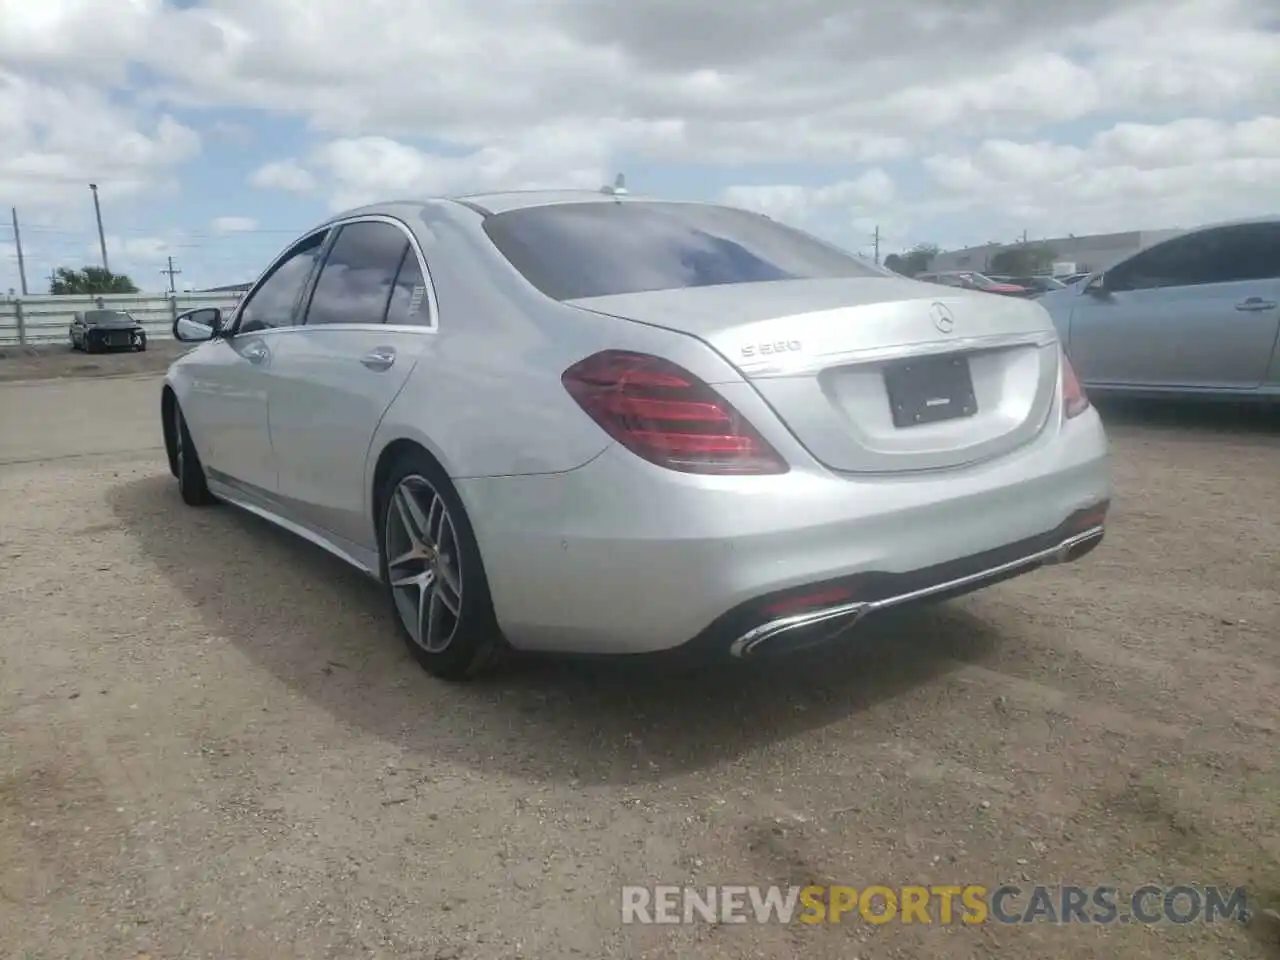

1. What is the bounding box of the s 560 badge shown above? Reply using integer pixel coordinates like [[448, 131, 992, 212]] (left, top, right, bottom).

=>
[[742, 340, 802, 359]]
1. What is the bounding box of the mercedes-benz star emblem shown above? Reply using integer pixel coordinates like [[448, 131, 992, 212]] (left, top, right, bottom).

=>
[[929, 302, 955, 334]]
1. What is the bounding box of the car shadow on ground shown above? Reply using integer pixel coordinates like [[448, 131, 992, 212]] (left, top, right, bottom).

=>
[[109, 473, 1006, 786], [1093, 396, 1279, 436]]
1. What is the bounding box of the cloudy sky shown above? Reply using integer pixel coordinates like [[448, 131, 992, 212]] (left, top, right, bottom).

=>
[[1, 0, 1277, 292]]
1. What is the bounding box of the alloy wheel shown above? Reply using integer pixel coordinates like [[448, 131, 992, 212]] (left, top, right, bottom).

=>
[[385, 475, 464, 654]]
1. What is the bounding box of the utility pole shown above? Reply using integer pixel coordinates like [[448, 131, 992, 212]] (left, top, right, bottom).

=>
[[10, 207, 28, 295], [89, 183, 109, 273], [161, 256, 182, 294], [1020, 229, 1029, 245], [871, 225, 881, 265]]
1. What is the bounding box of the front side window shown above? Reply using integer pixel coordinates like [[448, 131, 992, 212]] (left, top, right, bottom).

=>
[[482, 201, 884, 301], [1103, 227, 1276, 292], [304, 221, 409, 326], [237, 231, 328, 333]]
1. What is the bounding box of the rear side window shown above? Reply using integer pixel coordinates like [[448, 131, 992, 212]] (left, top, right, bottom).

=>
[[304, 221, 409, 326], [385, 248, 431, 326], [481, 201, 884, 301]]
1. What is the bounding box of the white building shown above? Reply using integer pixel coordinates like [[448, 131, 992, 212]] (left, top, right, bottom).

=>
[[928, 229, 1183, 275]]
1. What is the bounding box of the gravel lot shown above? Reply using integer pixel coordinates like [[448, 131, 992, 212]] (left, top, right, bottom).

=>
[[0, 340, 188, 383], [1, 350, 1277, 960]]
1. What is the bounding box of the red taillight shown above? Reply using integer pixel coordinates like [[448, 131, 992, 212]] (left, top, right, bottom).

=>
[[561, 350, 788, 475], [1061, 352, 1090, 419]]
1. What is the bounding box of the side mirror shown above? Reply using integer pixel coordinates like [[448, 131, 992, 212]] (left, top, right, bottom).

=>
[[174, 307, 223, 343]]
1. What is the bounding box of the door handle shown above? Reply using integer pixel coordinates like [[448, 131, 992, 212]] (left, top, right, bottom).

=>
[[242, 342, 269, 363], [361, 346, 396, 371], [1235, 297, 1278, 312]]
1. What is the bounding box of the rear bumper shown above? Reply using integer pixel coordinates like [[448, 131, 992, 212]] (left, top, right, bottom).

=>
[[704, 511, 1104, 660], [457, 406, 1111, 657]]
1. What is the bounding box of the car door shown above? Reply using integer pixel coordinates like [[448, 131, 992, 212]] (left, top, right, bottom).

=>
[[1064, 223, 1280, 389], [265, 217, 435, 550], [180, 230, 328, 494]]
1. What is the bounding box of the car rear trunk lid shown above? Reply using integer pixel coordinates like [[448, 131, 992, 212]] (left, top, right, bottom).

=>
[[566, 278, 1061, 474]]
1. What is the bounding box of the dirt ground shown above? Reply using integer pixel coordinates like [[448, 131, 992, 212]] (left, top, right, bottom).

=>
[[1, 348, 1278, 960], [0, 340, 188, 383]]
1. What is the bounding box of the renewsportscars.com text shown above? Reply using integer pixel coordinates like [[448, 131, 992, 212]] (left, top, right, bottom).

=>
[[621, 884, 1250, 925]]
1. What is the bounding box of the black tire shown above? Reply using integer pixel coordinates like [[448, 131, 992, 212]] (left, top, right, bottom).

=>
[[377, 450, 505, 680], [170, 400, 216, 506], [84, 337, 99, 354], [136, 338, 147, 352]]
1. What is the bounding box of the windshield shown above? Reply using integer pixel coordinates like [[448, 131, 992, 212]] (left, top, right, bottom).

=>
[[481, 200, 885, 301], [84, 310, 135, 323]]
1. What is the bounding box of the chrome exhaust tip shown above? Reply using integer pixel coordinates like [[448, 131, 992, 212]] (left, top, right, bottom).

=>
[[730, 602, 870, 659]]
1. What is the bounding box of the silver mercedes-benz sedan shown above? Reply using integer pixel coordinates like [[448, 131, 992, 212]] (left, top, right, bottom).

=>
[[162, 190, 1111, 680]]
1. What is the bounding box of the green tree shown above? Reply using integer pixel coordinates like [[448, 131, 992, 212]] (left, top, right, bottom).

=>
[[989, 245, 1055, 277], [49, 266, 140, 295], [893, 243, 939, 278], [882, 253, 904, 274]]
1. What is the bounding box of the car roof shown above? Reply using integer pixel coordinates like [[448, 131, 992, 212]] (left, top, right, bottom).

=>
[[452, 190, 676, 215], [1178, 213, 1280, 230], [318, 190, 722, 225]]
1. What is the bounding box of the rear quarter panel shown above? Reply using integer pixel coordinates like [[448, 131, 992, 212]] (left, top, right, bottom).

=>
[[368, 206, 741, 482], [1039, 290, 1076, 350]]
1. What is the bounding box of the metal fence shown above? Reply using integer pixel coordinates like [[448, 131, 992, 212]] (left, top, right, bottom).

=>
[[0, 292, 244, 346]]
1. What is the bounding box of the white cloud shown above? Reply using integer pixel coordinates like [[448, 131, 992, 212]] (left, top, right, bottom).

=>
[[0, 71, 200, 209], [305, 134, 611, 211], [103, 235, 170, 261], [723, 170, 896, 224], [8, 0, 1277, 158], [249, 159, 316, 193], [211, 216, 258, 233], [921, 116, 1280, 238], [0, 0, 1277, 253], [0, 0, 161, 83], [206, 120, 255, 147]]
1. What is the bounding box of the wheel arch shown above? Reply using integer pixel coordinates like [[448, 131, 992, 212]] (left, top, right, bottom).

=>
[[369, 437, 454, 549], [160, 384, 179, 477]]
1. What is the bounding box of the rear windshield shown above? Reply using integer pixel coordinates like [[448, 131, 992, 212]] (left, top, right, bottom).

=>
[[481, 201, 884, 301]]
